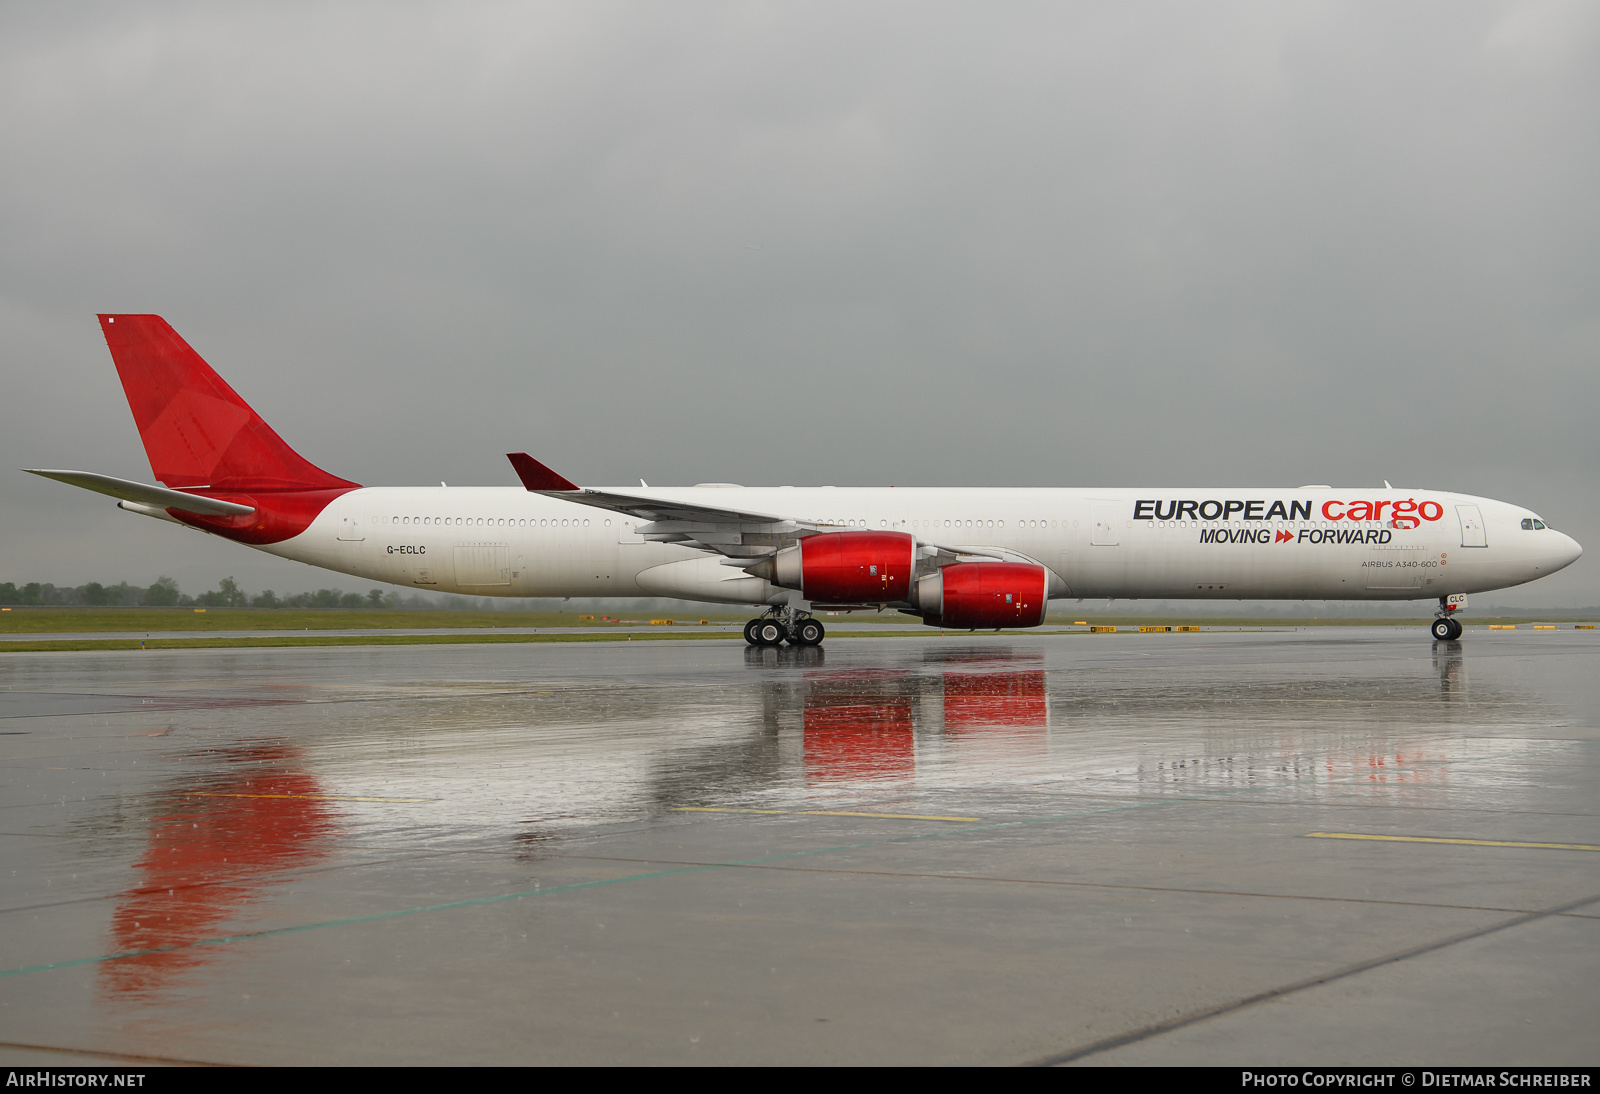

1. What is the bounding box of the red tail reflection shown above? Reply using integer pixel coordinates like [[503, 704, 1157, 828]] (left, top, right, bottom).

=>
[[102, 744, 335, 999], [803, 673, 915, 783]]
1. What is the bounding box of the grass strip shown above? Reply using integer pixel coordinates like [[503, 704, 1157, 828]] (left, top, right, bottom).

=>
[[0, 608, 750, 634], [0, 629, 984, 652], [12, 607, 1567, 634]]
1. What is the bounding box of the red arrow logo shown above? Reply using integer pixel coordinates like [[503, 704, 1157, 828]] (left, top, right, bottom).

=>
[[1275, 530, 1294, 543]]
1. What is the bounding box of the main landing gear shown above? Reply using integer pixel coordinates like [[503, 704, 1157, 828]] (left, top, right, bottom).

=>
[[1431, 597, 1463, 641], [743, 607, 826, 647]]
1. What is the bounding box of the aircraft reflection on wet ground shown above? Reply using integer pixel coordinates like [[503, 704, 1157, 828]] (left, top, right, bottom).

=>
[[0, 630, 1596, 1065], [739, 647, 1050, 786], [100, 744, 336, 1001]]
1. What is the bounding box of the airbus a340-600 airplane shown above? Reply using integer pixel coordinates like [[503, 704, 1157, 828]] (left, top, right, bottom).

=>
[[26, 316, 1583, 646]]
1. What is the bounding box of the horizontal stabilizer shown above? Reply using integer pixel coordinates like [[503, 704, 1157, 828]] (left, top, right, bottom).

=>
[[24, 469, 256, 516], [506, 452, 579, 492]]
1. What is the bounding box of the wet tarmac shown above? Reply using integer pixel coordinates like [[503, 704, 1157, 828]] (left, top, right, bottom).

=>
[[1, 630, 1596, 1065]]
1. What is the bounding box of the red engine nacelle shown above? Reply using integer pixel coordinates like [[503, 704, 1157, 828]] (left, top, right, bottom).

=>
[[917, 562, 1048, 629], [764, 531, 915, 604]]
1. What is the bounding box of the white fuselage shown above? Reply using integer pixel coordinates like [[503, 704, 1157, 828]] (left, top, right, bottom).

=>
[[246, 486, 1581, 607]]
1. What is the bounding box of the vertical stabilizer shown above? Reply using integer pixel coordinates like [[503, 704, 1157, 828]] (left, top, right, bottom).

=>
[[98, 315, 356, 492]]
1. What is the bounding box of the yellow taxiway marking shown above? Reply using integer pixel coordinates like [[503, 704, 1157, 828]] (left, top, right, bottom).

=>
[[1307, 832, 1600, 852], [674, 806, 980, 823], [194, 792, 434, 803]]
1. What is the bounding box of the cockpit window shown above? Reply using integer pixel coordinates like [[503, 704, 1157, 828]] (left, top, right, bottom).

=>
[[1522, 519, 1534, 530], [1534, 519, 1547, 530]]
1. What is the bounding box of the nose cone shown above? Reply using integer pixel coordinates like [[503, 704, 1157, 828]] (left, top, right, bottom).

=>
[[1557, 532, 1583, 570]]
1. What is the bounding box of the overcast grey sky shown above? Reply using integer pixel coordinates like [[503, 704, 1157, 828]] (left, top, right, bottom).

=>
[[2, 1, 1596, 603]]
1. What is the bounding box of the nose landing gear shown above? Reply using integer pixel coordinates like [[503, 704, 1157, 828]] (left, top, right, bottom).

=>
[[1431, 596, 1464, 641], [743, 607, 825, 647]]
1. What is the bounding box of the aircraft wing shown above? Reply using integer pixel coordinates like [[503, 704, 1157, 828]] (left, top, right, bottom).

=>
[[24, 469, 256, 516], [504, 453, 1015, 563], [509, 452, 817, 558], [534, 487, 790, 527]]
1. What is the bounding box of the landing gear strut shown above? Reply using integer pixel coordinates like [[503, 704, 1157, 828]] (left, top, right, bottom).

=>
[[1431, 597, 1463, 641], [743, 607, 825, 647]]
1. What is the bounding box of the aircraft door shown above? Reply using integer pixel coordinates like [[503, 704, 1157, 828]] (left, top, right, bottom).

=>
[[1090, 501, 1120, 546], [336, 513, 364, 541], [1456, 505, 1487, 548], [454, 543, 510, 586]]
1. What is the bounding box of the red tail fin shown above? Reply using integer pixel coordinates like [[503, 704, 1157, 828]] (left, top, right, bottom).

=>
[[98, 315, 357, 492]]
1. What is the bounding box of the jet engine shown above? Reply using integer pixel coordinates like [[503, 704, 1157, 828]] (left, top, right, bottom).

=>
[[747, 531, 914, 603], [913, 562, 1048, 629]]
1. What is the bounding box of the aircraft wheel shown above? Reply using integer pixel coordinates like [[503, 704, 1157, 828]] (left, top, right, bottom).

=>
[[754, 619, 787, 646], [743, 619, 762, 646], [1447, 617, 1464, 640], [794, 619, 825, 646], [1431, 618, 1454, 641]]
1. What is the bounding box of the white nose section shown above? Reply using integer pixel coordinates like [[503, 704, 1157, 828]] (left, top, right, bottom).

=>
[[1554, 533, 1583, 571]]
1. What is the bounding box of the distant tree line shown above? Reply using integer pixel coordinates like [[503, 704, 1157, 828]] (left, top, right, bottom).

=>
[[0, 576, 401, 609], [0, 580, 632, 611]]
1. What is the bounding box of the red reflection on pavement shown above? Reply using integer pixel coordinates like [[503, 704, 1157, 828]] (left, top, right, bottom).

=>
[[803, 673, 915, 783], [101, 744, 335, 999], [943, 670, 1048, 731], [1324, 748, 1449, 786]]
